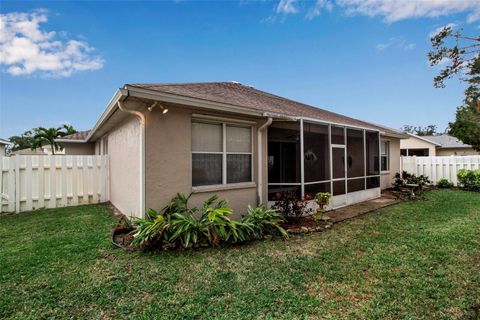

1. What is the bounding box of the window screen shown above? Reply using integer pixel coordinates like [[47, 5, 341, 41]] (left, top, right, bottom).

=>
[[192, 122, 252, 186]]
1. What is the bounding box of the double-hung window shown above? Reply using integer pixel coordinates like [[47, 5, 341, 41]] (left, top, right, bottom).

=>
[[380, 140, 389, 171], [192, 121, 252, 187]]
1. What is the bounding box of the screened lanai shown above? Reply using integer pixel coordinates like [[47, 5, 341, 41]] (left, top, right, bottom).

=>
[[267, 118, 381, 209]]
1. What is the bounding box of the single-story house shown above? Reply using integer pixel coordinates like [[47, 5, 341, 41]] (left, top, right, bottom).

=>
[[55, 131, 95, 155], [65, 82, 407, 218], [400, 133, 479, 156], [421, 134, 479, 156], [0, 138, 10, 157]]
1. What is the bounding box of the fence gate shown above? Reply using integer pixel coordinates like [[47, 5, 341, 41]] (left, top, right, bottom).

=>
[[0, 155, 109, 214], [400, 155, 480, 186]]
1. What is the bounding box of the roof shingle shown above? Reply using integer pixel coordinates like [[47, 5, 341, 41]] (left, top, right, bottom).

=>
[[128, 82, 402, 136], [423, 135, 473, 149], [59, 130, 90, 141]]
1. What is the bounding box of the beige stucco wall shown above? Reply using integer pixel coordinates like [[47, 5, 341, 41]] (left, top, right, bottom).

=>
[[107, 116, 142, 217], [380, 137, 401, 190], [145, 106, 261, 218], [436, 148, 479, 156], [400, 136, 437, 156], [60, 142, 95, 155]]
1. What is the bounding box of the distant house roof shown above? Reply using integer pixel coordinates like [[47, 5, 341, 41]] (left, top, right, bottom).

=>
[[0, 138, 10, 145], [423, 135, 473, 149], [10, 148, 47, 155], [127, 82, 405, 137], [404, 133, 442, 146], [56, 130, 91, 142]]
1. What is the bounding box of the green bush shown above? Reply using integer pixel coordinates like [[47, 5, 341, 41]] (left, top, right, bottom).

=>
[[131, 194, 288, 250], [457, 169, 480, 192], [393, 171, 431, 190], [437, 178, 453, 188], [241, 205, 288, 239]]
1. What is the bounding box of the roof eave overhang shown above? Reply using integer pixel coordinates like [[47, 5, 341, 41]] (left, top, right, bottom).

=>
[[124, 85, 266, 118], [86, 86, 288, 141], [86, 85, 403, 141], [55, 139, 89, 143], [381, 132, 410, 139], [405, 133, 442, 146]]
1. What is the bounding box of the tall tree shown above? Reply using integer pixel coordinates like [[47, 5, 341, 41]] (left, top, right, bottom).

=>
[[62, 124, 77, 135], [402, 125, 438, 136], [8, 124, 77, 154], [32, 125, 76, 154], [429, 25, 480, 150], [8, 129, 36, 152]]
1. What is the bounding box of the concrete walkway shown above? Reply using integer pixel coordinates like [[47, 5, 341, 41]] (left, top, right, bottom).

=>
[[327, 193, 400, 223]]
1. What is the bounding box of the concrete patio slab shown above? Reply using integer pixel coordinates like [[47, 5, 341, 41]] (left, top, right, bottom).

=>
[[327, 193, 400, 223]]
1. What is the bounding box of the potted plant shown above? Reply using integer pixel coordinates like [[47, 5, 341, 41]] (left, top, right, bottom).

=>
[[314, 192, 331, 221]]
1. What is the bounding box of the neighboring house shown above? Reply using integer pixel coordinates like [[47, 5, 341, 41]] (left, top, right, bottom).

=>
[[400, 133, 440, 156], [8, 131, 94, 156], [71, 82, 408, 218], [422, 135, 479, 156], [55, 131, 95, 155], [400, 134, 479, 156], [10, 148, 48, 156], [0, 138, 10, 157]]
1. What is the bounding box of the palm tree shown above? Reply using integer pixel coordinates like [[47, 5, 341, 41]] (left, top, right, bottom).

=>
[[33, 126, 73, 155], [62, 124, 77, 136]]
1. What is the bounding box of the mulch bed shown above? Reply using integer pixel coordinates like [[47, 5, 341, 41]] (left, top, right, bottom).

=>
[[112, 226, 135, 250], [282, 217, 332, 235]]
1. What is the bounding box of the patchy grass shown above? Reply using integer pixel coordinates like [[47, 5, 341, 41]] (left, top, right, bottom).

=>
[[0, 190, 479, 319]]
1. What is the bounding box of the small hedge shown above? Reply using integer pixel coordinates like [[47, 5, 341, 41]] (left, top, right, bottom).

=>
[[457, 169, 480, 192], [130, 193, 288, 249], [437, 178, 453, 188]]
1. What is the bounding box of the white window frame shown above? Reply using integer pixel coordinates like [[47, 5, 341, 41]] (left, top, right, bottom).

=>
[[380, 139, 389, 172], [191, 119, 254, 188]]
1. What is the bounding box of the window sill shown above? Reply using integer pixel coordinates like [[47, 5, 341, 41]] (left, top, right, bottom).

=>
[[192, 182, 257, 193]]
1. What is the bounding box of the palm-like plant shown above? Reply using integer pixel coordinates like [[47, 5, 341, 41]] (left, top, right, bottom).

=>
[[32, 125, 76, 154], [62, 124, 77, 135]]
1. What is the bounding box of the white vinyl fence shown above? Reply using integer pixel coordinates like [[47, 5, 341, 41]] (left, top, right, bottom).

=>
[[0, 155, 109, 213], [400, 155, 480, 186]]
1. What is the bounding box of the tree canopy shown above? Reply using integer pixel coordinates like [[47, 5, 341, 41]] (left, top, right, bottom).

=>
[[8, 124, 77, 154], [428, 25, 480, 150], [401, 125, 438, 136]]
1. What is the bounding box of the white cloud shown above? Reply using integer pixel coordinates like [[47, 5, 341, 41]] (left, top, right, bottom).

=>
[[276, 0, 298, 14], [277, 0, 480, 23], [428, 23, 457, 38], [375, 37, 415, 51], [0, 9, 104, 78], [306, 0, 333, 20], [336, 0, 480, 23]]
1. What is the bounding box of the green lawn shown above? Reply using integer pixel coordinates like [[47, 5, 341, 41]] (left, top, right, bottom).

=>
[[0, 190, 479, 319]]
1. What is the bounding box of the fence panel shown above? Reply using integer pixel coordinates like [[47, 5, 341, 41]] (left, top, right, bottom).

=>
[[400, 155, 480, 186], [0, 155, 109, 214]]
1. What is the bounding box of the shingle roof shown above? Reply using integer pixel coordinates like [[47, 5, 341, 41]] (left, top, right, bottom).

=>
[[59, 130, 90, 141], [423, 134, 473, 149], [128, 82, 403, 136], [0, 138, 10, 145]]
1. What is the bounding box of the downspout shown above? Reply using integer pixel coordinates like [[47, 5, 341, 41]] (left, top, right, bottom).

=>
[[117, 100, 146, 218], [257, 117, 272, 204]]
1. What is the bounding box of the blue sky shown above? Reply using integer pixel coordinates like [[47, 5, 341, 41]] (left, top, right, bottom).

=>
[[1, 1, 479, 138]]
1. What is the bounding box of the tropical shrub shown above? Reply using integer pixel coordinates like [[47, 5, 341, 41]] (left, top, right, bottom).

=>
[[437, 178, 453, 189], [131, 208, 171, 247], [271, 191, 313, 222], [130, 193, 288, 250], [393, 171, 431, 190], [240, 205, 288, 239], [457, 169, 480, 192]]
